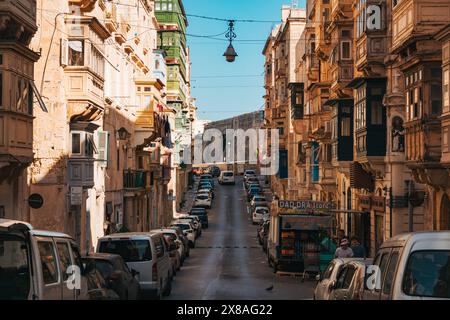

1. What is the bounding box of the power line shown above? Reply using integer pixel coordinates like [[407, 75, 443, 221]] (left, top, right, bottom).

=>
[[192, 74, 263, 79]]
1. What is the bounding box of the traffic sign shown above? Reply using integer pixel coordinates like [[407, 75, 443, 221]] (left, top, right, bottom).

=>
[[28, 194, 44, 209]]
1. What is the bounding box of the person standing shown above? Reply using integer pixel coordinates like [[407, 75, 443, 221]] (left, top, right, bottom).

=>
[[335, 239, 354, 258], [351, 236, 366, 258]]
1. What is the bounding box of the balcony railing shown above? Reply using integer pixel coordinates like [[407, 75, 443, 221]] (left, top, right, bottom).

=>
[[123, 170, 147, 189]]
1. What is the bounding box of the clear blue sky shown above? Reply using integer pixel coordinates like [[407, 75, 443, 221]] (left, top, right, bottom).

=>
[[184, 0, 306, 121]]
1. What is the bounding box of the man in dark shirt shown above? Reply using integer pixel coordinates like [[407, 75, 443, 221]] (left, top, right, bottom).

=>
[[350, 236, 366, 258]]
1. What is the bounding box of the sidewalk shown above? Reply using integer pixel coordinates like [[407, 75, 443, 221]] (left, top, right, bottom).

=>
[[175, 178, 199, 217]]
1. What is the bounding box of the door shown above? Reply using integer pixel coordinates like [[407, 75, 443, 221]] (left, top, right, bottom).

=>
[[70, 243, 88, 300], [36, 238, 62, 299], [332, 266, 349, 300], [56, 240, 76, 300], [316, 261, 335, 299]]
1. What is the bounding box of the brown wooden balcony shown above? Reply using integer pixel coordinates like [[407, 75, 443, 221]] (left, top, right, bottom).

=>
[[123, 170, 148, 189], [392, 0, 450, 53]]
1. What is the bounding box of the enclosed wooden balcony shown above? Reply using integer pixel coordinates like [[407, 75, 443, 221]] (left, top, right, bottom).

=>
[[0, 0, 37, 45], [392, 0, 450, 52]]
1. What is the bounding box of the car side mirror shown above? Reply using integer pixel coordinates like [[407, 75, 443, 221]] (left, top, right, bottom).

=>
[[316, 274, 321, 282]]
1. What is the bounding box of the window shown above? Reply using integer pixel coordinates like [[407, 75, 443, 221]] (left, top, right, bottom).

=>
[[322, 262, 335, 279], [402, 250, 450, 298], [431, 84, 442, 116], [342, 266, 356, 289], [68, 40, 84, 66], [154, 237, 165, 258], [371, 101, 383, 125], [336, 267, 348, 289], [341, 41, 351, 60], [444, 69, 449, 110], [38, 241, 59, 285], [90, 46, 104, 78], [0, 235, 30, 300], [341, 117, 351, 136], [56, 242, 72, 281], [376, 251, 391, 292], [72, 133, 81, 155], [98, 240, 153, 262], [382, 250, 399, 295]]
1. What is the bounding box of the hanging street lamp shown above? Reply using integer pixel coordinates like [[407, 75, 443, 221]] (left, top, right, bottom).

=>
[[223, 20, 238, 62]]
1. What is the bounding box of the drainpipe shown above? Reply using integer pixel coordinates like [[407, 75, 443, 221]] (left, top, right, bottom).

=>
[[408, 180, 414, 232]]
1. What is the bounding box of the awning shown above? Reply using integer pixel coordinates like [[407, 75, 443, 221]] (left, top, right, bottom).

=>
[[346, 76, 387, 89]]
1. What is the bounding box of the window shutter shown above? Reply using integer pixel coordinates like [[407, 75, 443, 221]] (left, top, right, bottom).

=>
[[61, 38, 68, 66], [97, 131, 109, 167]]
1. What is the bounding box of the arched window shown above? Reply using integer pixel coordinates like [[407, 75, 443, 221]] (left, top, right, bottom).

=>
[[440, 194, 450, 230]]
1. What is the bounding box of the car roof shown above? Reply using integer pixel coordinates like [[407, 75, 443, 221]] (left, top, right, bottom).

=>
[[380, 231, 450, 249], [98, 232, 154, 240], [255, 206, 269, 210]]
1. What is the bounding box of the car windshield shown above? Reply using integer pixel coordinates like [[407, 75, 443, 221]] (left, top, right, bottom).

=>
[[402, 250, 450, 298], [256, 209, 269, 214], [98, 239, 152, 262], [224, 172, 233, 177], [197, 195, 208, 200], [0, 234, 30, 300], [83, 259, 114, 279], [246, 171, 256, 175]]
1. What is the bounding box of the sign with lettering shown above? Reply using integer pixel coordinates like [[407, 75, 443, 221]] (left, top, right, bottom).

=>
[[278, 200, 336, 211], [70, 187, 83, 206], [281, 215, 332, 230], [366, 5, 382, 31]]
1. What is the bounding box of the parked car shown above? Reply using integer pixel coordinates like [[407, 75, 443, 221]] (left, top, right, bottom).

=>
[[209, 166, 221, 177], [159, 228, 185, 265], [178, 215, 202, 238], [200, 174, 214, 187], [363, 231, 450, 300], [192, 167, 203, 176], [82, 253, 140, 300], [158, 233, 181, 278], [0, 219, 90, 300], [171, 221, 196, 248], [329, 259, 373, 300], [84, 264, 120, 300], [190, 208, 209, 228], [244, 177, 259, 189], [169, 226, 190, 258], [252, 206, 269, 225], [97, 232, 172, 299], [247, 187, 262, 201], [314, 258, 357, 300], [219, 171, 235, 185], [194, 194, 212, 209], [198, 182, 214, 191], [257, 219, 270, 245], [244, 169, 257, 180], [198, 188, 214, 199]]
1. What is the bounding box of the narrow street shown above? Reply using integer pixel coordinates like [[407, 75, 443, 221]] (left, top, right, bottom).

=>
[[168, 176, 315, 300]]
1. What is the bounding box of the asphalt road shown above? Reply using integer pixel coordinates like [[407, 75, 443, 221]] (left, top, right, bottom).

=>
[[167, 176, 315, 300]]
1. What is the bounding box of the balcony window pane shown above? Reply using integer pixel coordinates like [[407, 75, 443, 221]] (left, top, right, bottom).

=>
[[72, 133, 81, 154], [341, 41, 351, 60], [68, 40, 84, 66], [371, 101, 383, 125], [341, 117, 351, 136]]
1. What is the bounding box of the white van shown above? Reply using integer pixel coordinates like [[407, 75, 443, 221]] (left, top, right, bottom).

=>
[[97, 232, 172, 299], [219, 171, 235, 185], [363, 231, 450, 300], [0, 219, 89, 300]]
